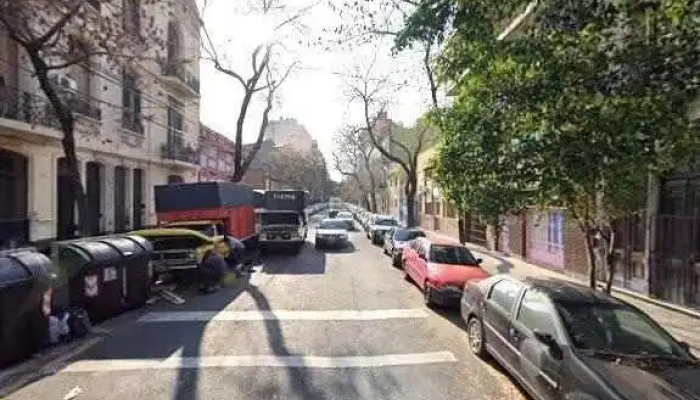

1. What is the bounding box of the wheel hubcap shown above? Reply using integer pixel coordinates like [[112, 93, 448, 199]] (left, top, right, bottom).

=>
[[468, 320, 482, 351]]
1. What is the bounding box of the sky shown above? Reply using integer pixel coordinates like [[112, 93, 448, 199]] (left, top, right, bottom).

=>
[[197, 0, 432, 180]]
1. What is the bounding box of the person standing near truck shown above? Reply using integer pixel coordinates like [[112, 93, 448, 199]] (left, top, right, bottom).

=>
[[198, 246, 227, 294], [220, 235, 249, 276]]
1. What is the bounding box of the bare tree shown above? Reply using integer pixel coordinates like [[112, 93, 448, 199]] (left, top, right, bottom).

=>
[[332, 125, 380, 212], [0, 0, 162, 237], [199, 0, 310, 182], [265, 145, 330, 200], [346, 72, 432, 227]]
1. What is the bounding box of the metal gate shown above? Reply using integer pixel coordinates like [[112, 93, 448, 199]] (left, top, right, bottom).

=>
[[653, 176, 700, 307]]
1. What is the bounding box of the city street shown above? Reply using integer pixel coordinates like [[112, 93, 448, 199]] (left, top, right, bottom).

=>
[[6, 216, 527, 400]]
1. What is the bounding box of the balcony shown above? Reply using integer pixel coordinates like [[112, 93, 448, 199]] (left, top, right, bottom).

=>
[[0, 85, 63, 142], [157, 58, 200, 98], [161, 138, 197, 166]]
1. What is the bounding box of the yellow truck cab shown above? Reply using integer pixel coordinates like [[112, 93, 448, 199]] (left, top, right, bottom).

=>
[[129, 228, 231, 276]]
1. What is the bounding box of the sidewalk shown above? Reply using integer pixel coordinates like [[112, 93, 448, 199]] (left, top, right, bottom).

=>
[[425, 230, 700, 353]]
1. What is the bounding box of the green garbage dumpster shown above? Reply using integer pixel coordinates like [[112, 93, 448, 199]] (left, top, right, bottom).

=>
[[53, 235, 152, 324], [0, 249, 52, 368]]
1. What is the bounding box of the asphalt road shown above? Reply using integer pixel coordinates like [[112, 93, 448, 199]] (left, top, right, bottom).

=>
[[7, 215, 527, 400]]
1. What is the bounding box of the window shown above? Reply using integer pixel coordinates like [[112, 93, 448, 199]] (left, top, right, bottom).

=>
[[121, 72, 142, 133], [429, 245, 478, 265], [167, 97, 184, 146], [547, 211, 564, 251], [516, 290, 557, 337], [394, 229, 425, 242], [488, 280, 521, 313], [555, 301, 691, 359], [123, 0, 141, 36]]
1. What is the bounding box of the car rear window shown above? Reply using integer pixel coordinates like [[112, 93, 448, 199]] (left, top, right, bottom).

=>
[[429, 245, 478, 265], [394, 229, 424, 241], [375, 219, 398, 227], [319, 220, 347, 229]]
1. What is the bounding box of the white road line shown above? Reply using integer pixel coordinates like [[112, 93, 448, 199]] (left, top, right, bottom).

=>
[[138, 309, 429, 322], [61, 352, 457, 372]]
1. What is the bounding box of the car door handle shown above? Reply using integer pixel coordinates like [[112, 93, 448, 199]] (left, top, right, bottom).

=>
[[510, 328, 521, 340]]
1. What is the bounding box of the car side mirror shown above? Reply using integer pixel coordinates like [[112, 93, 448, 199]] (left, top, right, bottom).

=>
[[475, 258, 483, 265], [680, 341, 691, 353], [533, 329, 563, 360]]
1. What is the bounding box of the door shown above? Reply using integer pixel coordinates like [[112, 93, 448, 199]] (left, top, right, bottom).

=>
[[132, 168, 144, 229], [483, 279, 523, 369], [56, 158, 75, 239], [509, 289, 562, 400], [113, 166, 126, 232], [415, 242, 429, 288], [404, 240, 420, 279], [85, 162, 102, 235]]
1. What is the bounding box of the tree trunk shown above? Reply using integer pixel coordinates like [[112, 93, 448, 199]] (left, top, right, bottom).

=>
[[404, 174, 418, 227], [28, 50, 88, 237], [581, 223, 598, 289], [604, 229, 616, 294]]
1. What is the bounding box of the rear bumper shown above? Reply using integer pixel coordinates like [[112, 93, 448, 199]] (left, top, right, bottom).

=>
[[430, 286, 463, 306]]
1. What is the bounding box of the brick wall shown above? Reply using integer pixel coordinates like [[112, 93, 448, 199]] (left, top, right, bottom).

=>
[[506, 215, 525, 257], [563, 218, 590, 278]]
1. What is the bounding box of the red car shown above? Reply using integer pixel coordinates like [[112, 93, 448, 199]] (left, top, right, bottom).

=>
[[402, 237, 490, 307]]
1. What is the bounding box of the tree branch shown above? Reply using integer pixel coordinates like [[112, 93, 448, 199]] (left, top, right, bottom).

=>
[[32, 1, 83, 47]]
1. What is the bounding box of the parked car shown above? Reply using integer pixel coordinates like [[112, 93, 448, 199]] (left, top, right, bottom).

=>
[[460, 275, 700, 400], [314, 218, 349, 249], [334, 211, 356, 231], [384, 228, 426, 267], [367, 216, 399, 244], [402, 237, 488, 306]]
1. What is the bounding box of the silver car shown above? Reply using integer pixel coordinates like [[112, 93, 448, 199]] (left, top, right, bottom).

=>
[[383, 228, 426, 267], [315, 218, 349, 249]]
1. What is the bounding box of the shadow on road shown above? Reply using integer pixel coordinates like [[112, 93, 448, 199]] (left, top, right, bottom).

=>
[[315, 242, 356, 254], [431, 307, 533, 400], [246, 283, 326, 400], [258, 242, 327, 275]]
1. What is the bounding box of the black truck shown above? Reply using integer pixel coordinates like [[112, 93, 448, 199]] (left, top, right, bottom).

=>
[[256, 190, 309, 254]]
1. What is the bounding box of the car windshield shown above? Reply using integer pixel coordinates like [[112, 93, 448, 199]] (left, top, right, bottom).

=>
[[555, 301, 692, 359], [375, 219, 398, 227], [319, 220, 347, 230], [429, 245, 478, 265], [260, 213, 298, 225], [394, 229, 424, 241]]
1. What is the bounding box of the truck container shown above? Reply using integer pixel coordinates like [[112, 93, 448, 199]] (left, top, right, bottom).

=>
[[263, 190, 309, 212], [154, 182, 257, 244]]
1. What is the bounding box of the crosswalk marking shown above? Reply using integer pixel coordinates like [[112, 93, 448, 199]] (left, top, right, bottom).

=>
[[61, 352, 458, 372], [138, 308, 429, 322]]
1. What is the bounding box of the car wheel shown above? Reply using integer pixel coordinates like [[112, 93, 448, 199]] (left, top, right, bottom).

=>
[[467, 317, 487, 358], [315, 241, 320, 249], [423, 285, 434, 307], [402, 263, 410, 281], [392, 253, 400, 268], [383, 247, 388, 255]]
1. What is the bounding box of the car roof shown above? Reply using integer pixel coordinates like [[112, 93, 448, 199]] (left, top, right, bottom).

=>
[[422, 233, 462, 246], [494, 275, 626, 306]]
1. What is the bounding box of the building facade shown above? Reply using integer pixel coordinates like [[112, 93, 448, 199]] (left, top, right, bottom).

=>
[[198, 124, 234, 182], [0, 0, 200, 246], [264, 118, 315, 154]]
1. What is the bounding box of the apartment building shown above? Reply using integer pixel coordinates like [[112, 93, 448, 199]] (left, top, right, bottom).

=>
[[0, 0, 200, 246], [198, 124, 234, 182]]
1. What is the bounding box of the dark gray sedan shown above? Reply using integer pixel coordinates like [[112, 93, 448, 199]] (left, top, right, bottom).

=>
[[460, 275, 699, 400]]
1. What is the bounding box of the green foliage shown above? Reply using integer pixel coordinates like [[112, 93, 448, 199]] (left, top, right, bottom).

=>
[[400, 0, 700, 228]]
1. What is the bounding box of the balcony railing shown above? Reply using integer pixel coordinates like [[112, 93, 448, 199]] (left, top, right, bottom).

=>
[[158, 58, 200, 95], [121, 110, 144, 134], [161, 139, 197, 164], [0, 85, 61, 130]]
